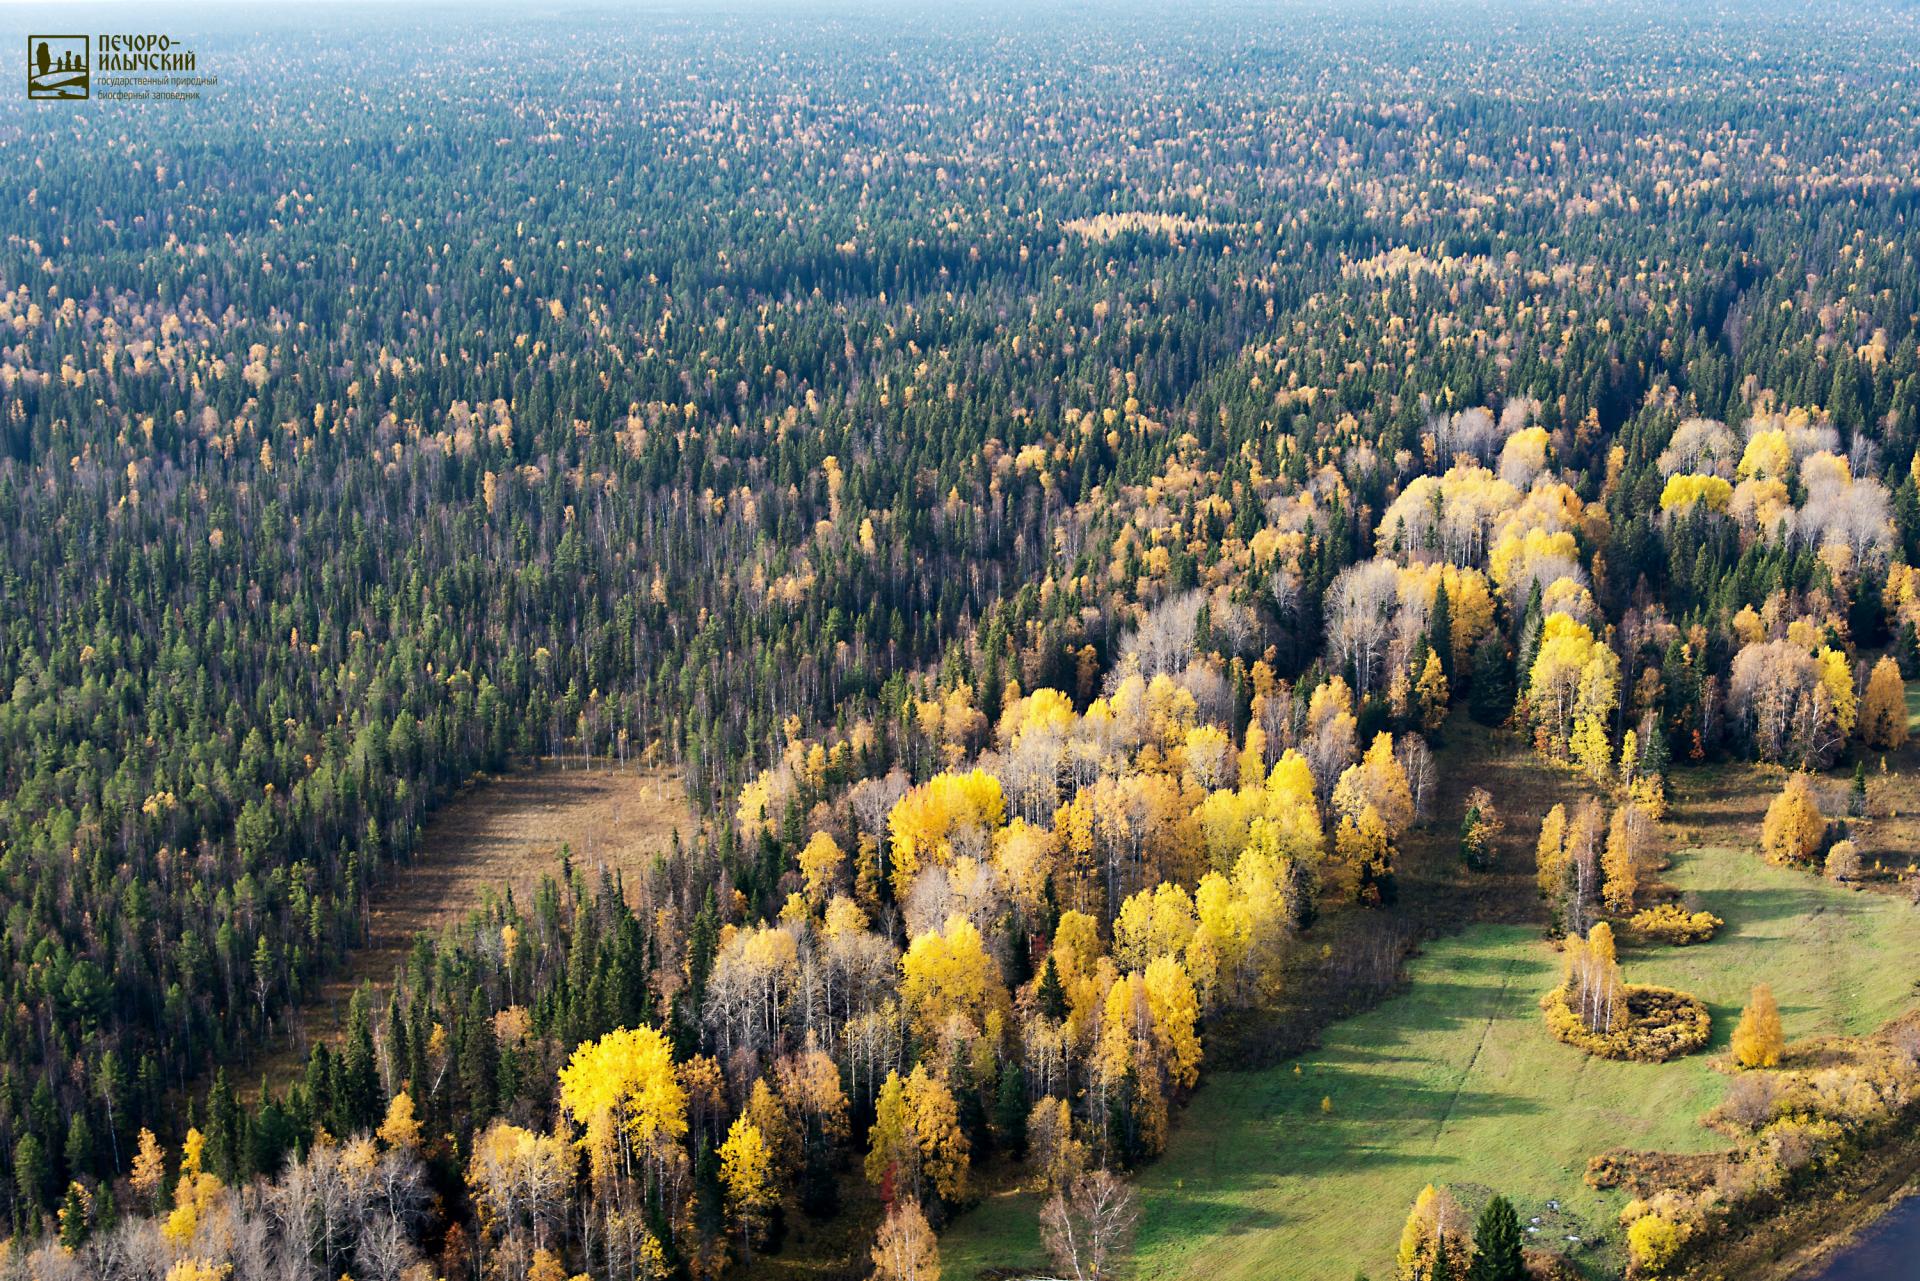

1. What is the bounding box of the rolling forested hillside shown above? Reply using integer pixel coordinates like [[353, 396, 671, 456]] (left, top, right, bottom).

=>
[[3, 3, 1920, 1279]]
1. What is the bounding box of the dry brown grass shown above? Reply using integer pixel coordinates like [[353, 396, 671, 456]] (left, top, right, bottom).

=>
[[245, 760, 693, 1094]]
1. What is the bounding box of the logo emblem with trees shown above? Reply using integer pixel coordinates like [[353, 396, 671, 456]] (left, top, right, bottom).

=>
[[28, 36, 89, 100]]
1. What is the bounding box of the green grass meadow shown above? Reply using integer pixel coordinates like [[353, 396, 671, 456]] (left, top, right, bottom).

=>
[[940, 846, 1920, 1281]]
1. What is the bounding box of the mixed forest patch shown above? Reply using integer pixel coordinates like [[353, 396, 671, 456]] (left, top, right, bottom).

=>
[[5, 4, 1920, 1280]]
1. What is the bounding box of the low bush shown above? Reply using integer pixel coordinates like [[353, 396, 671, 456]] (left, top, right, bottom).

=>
[[1542, 984, 1711, 1062], [1628, 903, 1722, 945], [1597, 1014, 1920, 1278]]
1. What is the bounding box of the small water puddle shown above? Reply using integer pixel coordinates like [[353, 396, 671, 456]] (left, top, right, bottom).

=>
[[1802, 1190, 1920, 1280]]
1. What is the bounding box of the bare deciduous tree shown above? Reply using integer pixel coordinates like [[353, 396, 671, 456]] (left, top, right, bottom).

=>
[[1040, 1169, 1139, 1281]]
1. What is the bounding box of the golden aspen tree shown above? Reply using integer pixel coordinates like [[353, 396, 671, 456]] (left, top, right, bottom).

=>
[[823, 893, 870, 939], [557, 1025, 688, 1192], [1415, 649, 1450, 733], [718, 1116, 775, 1257], [1730, 983, 1785, 1068], [130, 1128, 166, 1210], [898, 914, 1006, 1043], [1601, 806, 1640, 913], [1113, 883, 1198, 972], [745, 1077, 798, 1173], [377, 1090, 423, 1151], [1027, 1096, 1086, 1192], [1572, 650, 1621, 781], [1181, 723, 1235, 791], [1817, 646, 1857, 737], [1238, 723, 1269, 787], [887, 769, 1006, 892], [1332, 733, 1414, 835], [905, 1067, 969, 1202], [865, 1067, 969, 1203], [1336, 803, 1394, 906], [1142, 955, 1203, 1088], [1535, 803, 1568, 899], [798, 831, 845, 906], [1860, 655, 1909, 749], [163, 1262, 229, 1281], [1760, 774, 1825, 866], [1658, 473, 1733, 513], [1564, 923, 1626, 1033], [163, 1129, 224, 1249]]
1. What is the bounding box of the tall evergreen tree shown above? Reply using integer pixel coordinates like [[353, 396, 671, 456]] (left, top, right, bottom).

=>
[[1468, 1196, 1524, 1281]]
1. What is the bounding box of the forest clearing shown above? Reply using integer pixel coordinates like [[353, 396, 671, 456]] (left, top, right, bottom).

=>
[[247, 764, 694, 1093]]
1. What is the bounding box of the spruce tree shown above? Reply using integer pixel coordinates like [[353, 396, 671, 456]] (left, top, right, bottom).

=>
[[339, 986, 379, 1134], [1468, 1195, 1524, 1281], [994, 1062, 1029, 1158], [1037, 955, 1068, 1021], [57, 1181, 88, 1251], [205, 1070, 240, 1181], [461, 987, 499, 1120], [1468, 637, 1514, 727]]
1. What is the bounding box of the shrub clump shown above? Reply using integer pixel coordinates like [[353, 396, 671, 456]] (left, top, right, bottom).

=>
[[1628, 903, 1722, 945], [1543, 984, 1711, 1062]]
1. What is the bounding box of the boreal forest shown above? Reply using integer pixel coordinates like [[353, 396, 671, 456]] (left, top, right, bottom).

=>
[[3, 3, 1920, 1280]]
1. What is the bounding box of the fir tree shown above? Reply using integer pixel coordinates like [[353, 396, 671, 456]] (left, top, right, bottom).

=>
[[57, 1181, 88, 1252], [205, 1070, 241, 1181], [1468, 1196, 1525, 1281], [994, 1062, 1029, 1158], [460, 987, 499, 1119], [1037, 955, 1068, 1021], [1468, 637, 1514, 727]]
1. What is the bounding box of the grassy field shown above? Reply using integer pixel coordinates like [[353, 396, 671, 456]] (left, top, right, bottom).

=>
[[939, 844, 1920, 1281]]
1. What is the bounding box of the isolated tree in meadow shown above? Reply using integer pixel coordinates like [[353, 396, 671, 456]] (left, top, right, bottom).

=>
[[1731, 984, 1785, 1068], [1467, 1195, 1525, 1281], [1459, 787, 1500, 870], [1824, 839, 1862, 882], [1040, 1168, 1139, 1281], [1860, 655, 1909, 749], [1760, 774, 1825, 866]]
